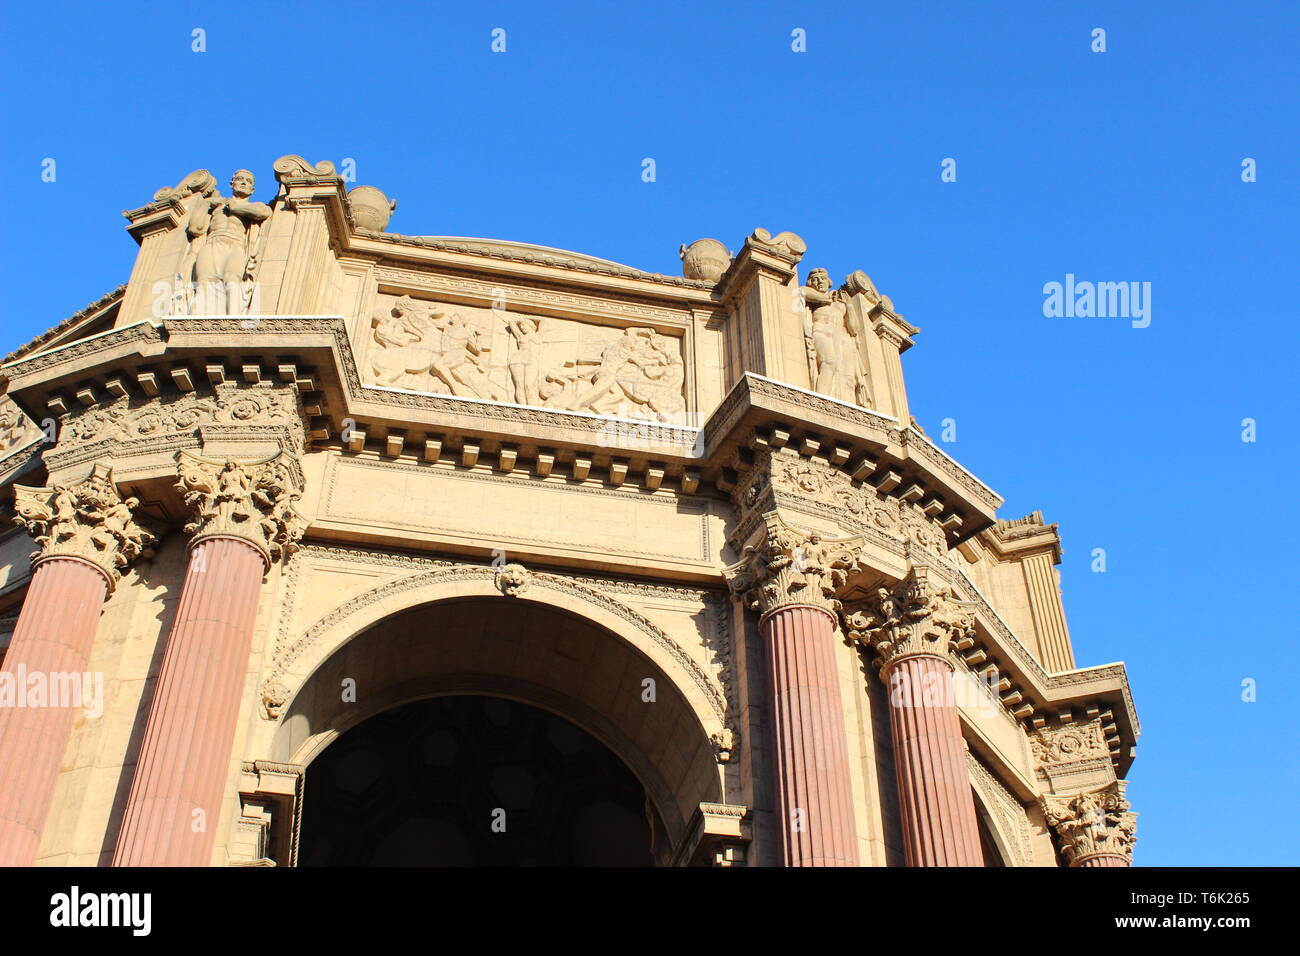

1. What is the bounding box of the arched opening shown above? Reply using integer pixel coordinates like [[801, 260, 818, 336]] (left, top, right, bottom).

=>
[[269, 592, 724, 865], [299, 695, 657, 866]]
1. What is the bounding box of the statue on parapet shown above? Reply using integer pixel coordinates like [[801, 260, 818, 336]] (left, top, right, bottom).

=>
[[180, 169, 272, 315]]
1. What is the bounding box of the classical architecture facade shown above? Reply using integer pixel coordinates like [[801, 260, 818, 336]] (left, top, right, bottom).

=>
[[0, 157, 1138, 867]]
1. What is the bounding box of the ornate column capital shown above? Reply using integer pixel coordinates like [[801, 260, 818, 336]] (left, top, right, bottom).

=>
[[1040, 780, 1138, 866], [11, 462, 156, 590], [175, 450, 306, 568], [724, 513, 861, 620], [843, 565, 977, 674]]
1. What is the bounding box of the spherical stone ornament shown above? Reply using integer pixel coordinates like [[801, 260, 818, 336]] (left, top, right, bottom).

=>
[[347, 186, 397, 232], [679, 238, 731, 283]]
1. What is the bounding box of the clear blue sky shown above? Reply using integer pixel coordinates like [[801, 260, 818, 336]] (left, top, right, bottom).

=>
[[1, 2, 1296, 866]]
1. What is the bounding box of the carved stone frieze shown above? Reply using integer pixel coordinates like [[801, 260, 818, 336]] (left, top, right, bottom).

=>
[[842, 565, 977, 673], [11, 462, 156, 588], [724, 513, 861, 618], [49, 384, 307, 473], [367, 293, 687, 422], [175, 450, 306, 565], [0, 395, 43, 456], [1031, 719, 1108, 766], [735, 449, 949, 559], [1040, 780, 1137, 865]]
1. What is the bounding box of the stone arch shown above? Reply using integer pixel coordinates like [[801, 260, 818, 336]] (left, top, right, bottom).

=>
[[250, 565, 730, 852], [968, 759, 1033, 867]]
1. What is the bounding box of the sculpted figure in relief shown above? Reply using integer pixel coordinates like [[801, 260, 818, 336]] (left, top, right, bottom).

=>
[[569, 327, 686, 422], [180, 170, 272, 315], [800, 268, 871, 408], [369, 296, 504, 401]]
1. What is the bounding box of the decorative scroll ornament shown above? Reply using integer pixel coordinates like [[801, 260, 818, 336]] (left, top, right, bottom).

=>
[[493, 562, 531, 597], [175, 451, 306, 566], [843, 566, 977, 673], [724, 514, 861, 617], [1040, 781, 1137, 865], [11, 463, 156, 589]]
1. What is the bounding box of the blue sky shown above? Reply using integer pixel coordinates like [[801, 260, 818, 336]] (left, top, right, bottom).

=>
[[2, 2, 1296, 865]]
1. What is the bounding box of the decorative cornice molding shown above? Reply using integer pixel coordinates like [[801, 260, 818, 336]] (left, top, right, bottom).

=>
[[0, 286, 126, 366], [175, 450, 306, 566], [11, 462, 156, 589], [1040, 780, 1137, 866]]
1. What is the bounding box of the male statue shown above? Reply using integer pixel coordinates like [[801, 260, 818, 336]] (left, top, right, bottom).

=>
[[184, 169, 272, 314]]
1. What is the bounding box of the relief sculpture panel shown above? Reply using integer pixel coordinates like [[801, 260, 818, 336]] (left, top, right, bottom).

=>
[[366, 294, 686, 421]]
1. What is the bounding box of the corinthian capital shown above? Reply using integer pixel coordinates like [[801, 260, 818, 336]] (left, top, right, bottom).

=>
[[11, 462, 156, 589], [724, 514, 861, 618], [1040, 781, 1137, 866], [176, 450, 306, 566], [843, 565, 977, 673]]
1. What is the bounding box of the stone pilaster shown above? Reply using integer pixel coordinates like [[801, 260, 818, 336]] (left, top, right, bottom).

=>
[[727, 515, 861, 866], [845, 566, 984, 866], [1040, 781, 1137, 867], [0, 463, 155, 866], [112, 451, 304, 867]]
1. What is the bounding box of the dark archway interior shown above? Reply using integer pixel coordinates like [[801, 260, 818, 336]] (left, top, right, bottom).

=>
[[299, 695, 654, 866]]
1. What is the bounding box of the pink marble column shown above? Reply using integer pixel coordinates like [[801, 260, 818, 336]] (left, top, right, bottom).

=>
[[884, 654, 984, 867], [1077, 853, 1129, 867], [764, 604, 859, 867], [0, 558, 109, 866], [112, 536, 266, 867]]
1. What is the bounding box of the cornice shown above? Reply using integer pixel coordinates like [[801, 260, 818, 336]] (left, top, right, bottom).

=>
[[0, 285, 125, 366]]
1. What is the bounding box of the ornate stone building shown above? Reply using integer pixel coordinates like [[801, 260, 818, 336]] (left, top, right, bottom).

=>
[[0, 156, 1138, 867]]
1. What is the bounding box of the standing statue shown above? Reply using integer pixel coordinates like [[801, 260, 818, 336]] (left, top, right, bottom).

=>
[[799, 268, 871, 407], [181, 170, 272, 315]]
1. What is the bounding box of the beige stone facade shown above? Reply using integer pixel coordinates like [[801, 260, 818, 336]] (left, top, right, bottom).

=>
[[0, 156, 1138, 867]]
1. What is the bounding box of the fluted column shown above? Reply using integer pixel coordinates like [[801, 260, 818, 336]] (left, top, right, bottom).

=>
[[846, 565, 984, 866], [883, 655, 983, 866], [728, 514, 861, 866], [114, 451, 304, 866], [1041, 781, 1137, 867], [0, 464, 154, 866]]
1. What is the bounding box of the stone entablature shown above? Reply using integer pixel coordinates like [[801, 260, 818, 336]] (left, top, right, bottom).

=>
[[0, 154, 1141, 868]]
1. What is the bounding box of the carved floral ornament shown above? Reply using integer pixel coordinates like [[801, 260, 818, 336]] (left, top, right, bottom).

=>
[[1030, 720, 1109, 766], [1040, 781, 1137, 865], [842, 566, 978, 674], [11, 463, 157, 589], [56, 386, 304, 454], [724, 514, 862, 618], [175, 451, 306, 566], [738, 450, 949, 558]]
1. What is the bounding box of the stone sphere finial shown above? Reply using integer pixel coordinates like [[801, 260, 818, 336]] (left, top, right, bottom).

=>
[[680, 238, 732, 283]]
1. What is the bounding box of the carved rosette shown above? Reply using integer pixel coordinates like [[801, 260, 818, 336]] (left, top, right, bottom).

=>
[[843, 566, 977, 674], [175, 451, 306, 566], [1040, 781, 1137, 866], [11, 462, 156, 589], [724, 514, 861, 619]]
